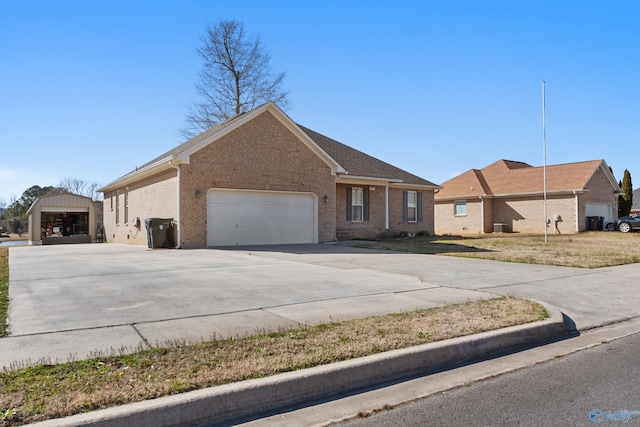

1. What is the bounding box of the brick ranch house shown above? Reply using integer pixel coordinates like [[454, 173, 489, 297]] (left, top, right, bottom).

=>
[[99, 102, 439, 248], [631, 188, 640, 215], [435, 159, 621, 235]]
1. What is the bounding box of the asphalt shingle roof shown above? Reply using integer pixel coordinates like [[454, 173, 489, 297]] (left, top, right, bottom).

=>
[[436, 159, 608, 199], [298, 125, 437, 187], [121, 106, 437, 188]]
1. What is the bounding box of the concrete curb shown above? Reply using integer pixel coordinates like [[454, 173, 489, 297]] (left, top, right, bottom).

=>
[[29, 303, 570, 427]]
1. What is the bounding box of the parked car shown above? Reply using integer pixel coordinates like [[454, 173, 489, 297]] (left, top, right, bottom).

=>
[[606, 214, 640, 232]]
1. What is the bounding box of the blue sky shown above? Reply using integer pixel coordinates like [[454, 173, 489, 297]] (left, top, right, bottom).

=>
[[1, 1, 638, 204]]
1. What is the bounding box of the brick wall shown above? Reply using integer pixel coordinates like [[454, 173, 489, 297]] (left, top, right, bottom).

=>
[[102, 169, 177, 245], [336, 184, 435, 240], [492, 195, 576, 234], [179, 111, 336, 248], [435, 199, 484, 235], [436, 195, 578, 235]]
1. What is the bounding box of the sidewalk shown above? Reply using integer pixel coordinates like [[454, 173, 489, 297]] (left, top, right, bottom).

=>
[[1, 284, 505, 369]]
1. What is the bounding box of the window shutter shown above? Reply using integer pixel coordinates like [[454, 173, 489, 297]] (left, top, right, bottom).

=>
[[346, 187, 352, 221], [417, 192, 423, 222], [402, 191, 408, 222], [363, 188, 370, 221]]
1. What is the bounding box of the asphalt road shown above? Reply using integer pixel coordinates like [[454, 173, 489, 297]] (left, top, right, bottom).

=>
[[336, 331, 640, 427]]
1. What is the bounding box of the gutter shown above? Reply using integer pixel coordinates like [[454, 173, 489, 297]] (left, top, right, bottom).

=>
[[574, 190, 579, 232], [479, 195, 485, 233], [98, 156, 176, 193], [336, 175, 440, 190], [436, 189, 586, 202]]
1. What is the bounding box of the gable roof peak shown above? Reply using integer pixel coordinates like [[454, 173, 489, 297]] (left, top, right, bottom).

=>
[[485, 159, 533, 171]]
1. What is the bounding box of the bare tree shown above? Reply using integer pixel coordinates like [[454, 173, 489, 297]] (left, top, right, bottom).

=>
[[59, 178, 102, 201], [180, 19, 289, 139]]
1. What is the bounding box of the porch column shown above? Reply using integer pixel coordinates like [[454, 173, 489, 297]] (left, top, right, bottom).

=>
[[385, 185, 389, 229]]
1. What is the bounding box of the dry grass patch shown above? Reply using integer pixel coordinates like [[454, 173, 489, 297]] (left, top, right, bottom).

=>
[[0, 297, 547, 426], [355, 232, 640, 268]]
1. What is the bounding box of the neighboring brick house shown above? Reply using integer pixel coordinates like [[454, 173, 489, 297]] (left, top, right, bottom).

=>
[[630, 189, 640, 215], [99, 102, 439, 248], [435, 159, 621, 235]]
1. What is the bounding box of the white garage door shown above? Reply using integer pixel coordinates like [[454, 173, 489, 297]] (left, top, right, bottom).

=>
[[207, 189, 317, 246], [585, 203, 613, 222]]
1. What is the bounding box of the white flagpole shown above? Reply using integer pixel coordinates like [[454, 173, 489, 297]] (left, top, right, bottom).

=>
[[542, 79, 548, 243]]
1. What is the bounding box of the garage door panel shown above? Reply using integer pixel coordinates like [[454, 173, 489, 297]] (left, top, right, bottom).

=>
[[207, 190, 317, 246], [209, 207, 314, 222], [585, 203, 613, 222], [212, 206, 312, 220], [224, 231, 314, 246]]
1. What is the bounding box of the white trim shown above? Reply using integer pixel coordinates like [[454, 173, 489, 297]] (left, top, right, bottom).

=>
[[389, 182, 441, 190], [406, 190, 418, 223], [385, 185, 389, 229], [98, 156, 179, 193], [337, 175, 440, 190], [350, 187, 364, 222], [436, 189, 586, 202], [338, 175, 404, 185], [480, 196, 485, 233], [454, 200, 467, 216], [206, 188, 318, 246], [574, 191, 579, 232], [41, 207, 89, 213]]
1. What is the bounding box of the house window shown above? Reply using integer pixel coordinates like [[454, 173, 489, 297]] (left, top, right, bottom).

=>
[[406, 191, 417, 222], [351, 187, 364, 222], [346, 187, 369, 222], [124, 188, 129, 224], [110, 192, 113, 211], [116, 190, 120, 225], [454, 200, 467, 216], [403, 191, 422, 222]]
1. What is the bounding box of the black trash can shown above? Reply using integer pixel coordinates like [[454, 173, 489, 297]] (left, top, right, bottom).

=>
[[586, 216, 600, 231]]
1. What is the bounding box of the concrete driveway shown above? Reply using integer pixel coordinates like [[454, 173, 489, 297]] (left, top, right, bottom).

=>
[[4, 242, 640, 368], [8, 244, 438, 335], [243, 245, 640, 330]]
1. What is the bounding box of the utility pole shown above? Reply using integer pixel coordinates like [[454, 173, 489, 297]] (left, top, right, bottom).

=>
[[542, 79, 548, 243]]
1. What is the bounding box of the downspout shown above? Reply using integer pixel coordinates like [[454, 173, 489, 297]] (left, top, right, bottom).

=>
[[385, 185, 389, 229], [169, 160, 182, 249], [480, 195, 485, 233], [574, 190, 579, 232]]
